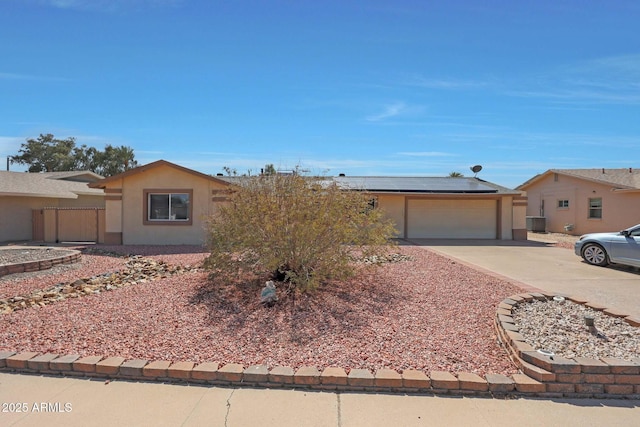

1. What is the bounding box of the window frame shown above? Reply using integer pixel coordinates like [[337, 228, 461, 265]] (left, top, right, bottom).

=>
[[588, 197, 602, 220], [143, 189, 193, 226], [557, 199, 569, 209]]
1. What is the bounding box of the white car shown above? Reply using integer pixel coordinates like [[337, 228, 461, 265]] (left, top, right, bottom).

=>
[[574, 224, 640, 267]]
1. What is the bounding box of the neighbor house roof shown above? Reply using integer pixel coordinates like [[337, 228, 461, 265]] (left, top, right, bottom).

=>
[[518, 168, 640, 192], [0, 170, 105, 199], [89, 159, 230, 189]]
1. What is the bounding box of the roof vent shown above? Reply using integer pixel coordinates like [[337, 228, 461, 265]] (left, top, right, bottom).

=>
[[630, 168, 633, 173], [602, 168, 605, 174], [339, 173, 346, 177], [216, 173, 223, 176]]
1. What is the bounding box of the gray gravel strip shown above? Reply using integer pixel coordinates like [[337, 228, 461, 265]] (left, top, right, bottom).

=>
[[0, 248, 76, 265], [512, 298, 640, 361]]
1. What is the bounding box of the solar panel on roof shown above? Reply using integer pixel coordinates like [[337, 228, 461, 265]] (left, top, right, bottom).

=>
[[332, 177, 498, 193]]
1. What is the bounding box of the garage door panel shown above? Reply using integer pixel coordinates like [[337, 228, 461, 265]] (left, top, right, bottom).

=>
[[407, 199, 496, 238]]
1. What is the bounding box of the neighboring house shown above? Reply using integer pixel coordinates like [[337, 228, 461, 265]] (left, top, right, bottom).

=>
[[89, 160, 527, 245], [517, 168, 640, 235], [0, 170, 105, 243]]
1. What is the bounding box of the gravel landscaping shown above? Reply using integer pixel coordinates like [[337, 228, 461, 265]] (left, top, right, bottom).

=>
[[512, 298, 640, 361], [0, 245, 522, 376]]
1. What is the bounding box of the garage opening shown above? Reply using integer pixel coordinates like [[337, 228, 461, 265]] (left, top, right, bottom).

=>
[[407, 199, 497, 239]]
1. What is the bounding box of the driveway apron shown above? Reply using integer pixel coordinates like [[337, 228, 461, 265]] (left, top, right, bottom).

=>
[[409, 239, 640, 319]]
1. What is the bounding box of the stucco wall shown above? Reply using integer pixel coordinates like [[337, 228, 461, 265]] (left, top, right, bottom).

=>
[[0, 195, 104, 242], [376, 194, 405, 238], [524, 173, 640, 235], [115, 164, 228, 245], [499, 196, 513, 240]]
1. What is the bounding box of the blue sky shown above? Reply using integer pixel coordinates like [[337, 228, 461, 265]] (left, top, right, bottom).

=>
[[1, 0, 639, 188]]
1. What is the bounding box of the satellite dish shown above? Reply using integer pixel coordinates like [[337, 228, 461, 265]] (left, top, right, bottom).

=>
[[470, 165, 482, 177]]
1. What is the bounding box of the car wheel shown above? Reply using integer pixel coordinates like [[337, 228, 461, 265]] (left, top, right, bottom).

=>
[[582, 243, 609, 266]]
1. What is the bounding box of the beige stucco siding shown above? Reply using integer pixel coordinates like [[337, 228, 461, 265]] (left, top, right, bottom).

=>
[[0, 195, 104, 242], [117, 164, 227, 245], [1, 196, 57, 242], [57, 195, 104, 208], [105, 199, 123, 234], [499, 196, 513, 240], [524, 173, 640, 235], [376, 194, 405, 237]]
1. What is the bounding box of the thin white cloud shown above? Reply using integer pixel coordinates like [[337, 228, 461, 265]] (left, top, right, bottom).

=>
[[365, 102, 407, 122], [0, 136, 25, 147], [508, 54, 640, 105], [404, 76, 490, 90], [0, 72, 69, 82], [507, 88, 640, 105], [396, 151, 456, 157], [35, 0, 183, 12]]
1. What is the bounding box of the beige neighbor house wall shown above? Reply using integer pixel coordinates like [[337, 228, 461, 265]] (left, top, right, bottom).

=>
[[0, 194, 104, 243], [521, 173, 640, 235], [97, 162, 229, 245]]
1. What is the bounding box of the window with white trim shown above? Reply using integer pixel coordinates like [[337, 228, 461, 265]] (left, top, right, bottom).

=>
[[588, 197, 602, 219]]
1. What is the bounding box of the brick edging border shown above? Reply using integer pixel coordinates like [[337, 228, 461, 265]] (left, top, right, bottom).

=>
[[1, 350, 540, 397], [495, 291, 640, 398], [0, 248, 81, 277], [2, 294, 639, 398]]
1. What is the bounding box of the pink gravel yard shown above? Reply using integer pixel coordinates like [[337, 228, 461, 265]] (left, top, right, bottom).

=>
[[0, 245, 522, 376]]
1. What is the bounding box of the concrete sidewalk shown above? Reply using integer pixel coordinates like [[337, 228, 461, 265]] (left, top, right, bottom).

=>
[[413, 239, 640, 319], [2, 372, 639, 426]]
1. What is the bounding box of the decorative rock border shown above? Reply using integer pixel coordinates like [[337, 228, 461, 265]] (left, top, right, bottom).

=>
[[1, 350, 541, 396], [495, 291, 640, 398], [1, 256, 199, 314], [0, 247, 81, 278]]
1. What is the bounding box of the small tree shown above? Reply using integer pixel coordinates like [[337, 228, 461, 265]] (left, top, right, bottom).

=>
[[449, 171, 464, 177], [204, 174, 396, 292], [12, 134, 76, 172], [263, 163, 277, 175]]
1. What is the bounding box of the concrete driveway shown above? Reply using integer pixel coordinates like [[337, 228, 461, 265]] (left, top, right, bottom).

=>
[[408, 239, 640, 319]]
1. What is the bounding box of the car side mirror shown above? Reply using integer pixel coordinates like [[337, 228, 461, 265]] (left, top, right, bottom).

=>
[[621, 229, 630, 237]]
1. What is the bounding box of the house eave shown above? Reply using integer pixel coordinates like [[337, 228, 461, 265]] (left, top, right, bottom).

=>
[[611, 188, 640, 193], [0, 192, 78, 199]]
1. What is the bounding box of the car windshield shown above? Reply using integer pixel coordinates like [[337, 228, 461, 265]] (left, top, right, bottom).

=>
[[626, 225, 640, 236]]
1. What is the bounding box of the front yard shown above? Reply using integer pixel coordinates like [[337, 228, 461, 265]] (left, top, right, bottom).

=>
[[0, 245, 522, 376]]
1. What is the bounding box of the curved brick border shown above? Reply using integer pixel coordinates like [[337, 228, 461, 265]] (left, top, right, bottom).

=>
[[0, 247, 81, 277], [495, 291, 640, 398]]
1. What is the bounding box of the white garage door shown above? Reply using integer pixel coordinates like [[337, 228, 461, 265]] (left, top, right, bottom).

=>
[[407, 199, 497, 239]]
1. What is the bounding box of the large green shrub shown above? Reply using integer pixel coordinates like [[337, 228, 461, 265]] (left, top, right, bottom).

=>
[[204, 173, 396, 292]]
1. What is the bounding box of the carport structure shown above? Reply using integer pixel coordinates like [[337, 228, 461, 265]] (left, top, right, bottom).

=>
[[334, 176, 527, 240]]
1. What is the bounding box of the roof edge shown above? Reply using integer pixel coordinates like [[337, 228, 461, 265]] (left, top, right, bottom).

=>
[[89, 160, 231, 188]]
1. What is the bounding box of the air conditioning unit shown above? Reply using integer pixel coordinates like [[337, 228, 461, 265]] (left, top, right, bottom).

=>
[[526, 216, 546, 232]]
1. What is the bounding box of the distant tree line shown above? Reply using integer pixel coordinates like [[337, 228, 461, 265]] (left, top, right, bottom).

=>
[[10, 133, 138, 177]]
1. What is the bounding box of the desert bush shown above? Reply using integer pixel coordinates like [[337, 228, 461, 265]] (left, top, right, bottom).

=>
[[204, 173, 396, 292]]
